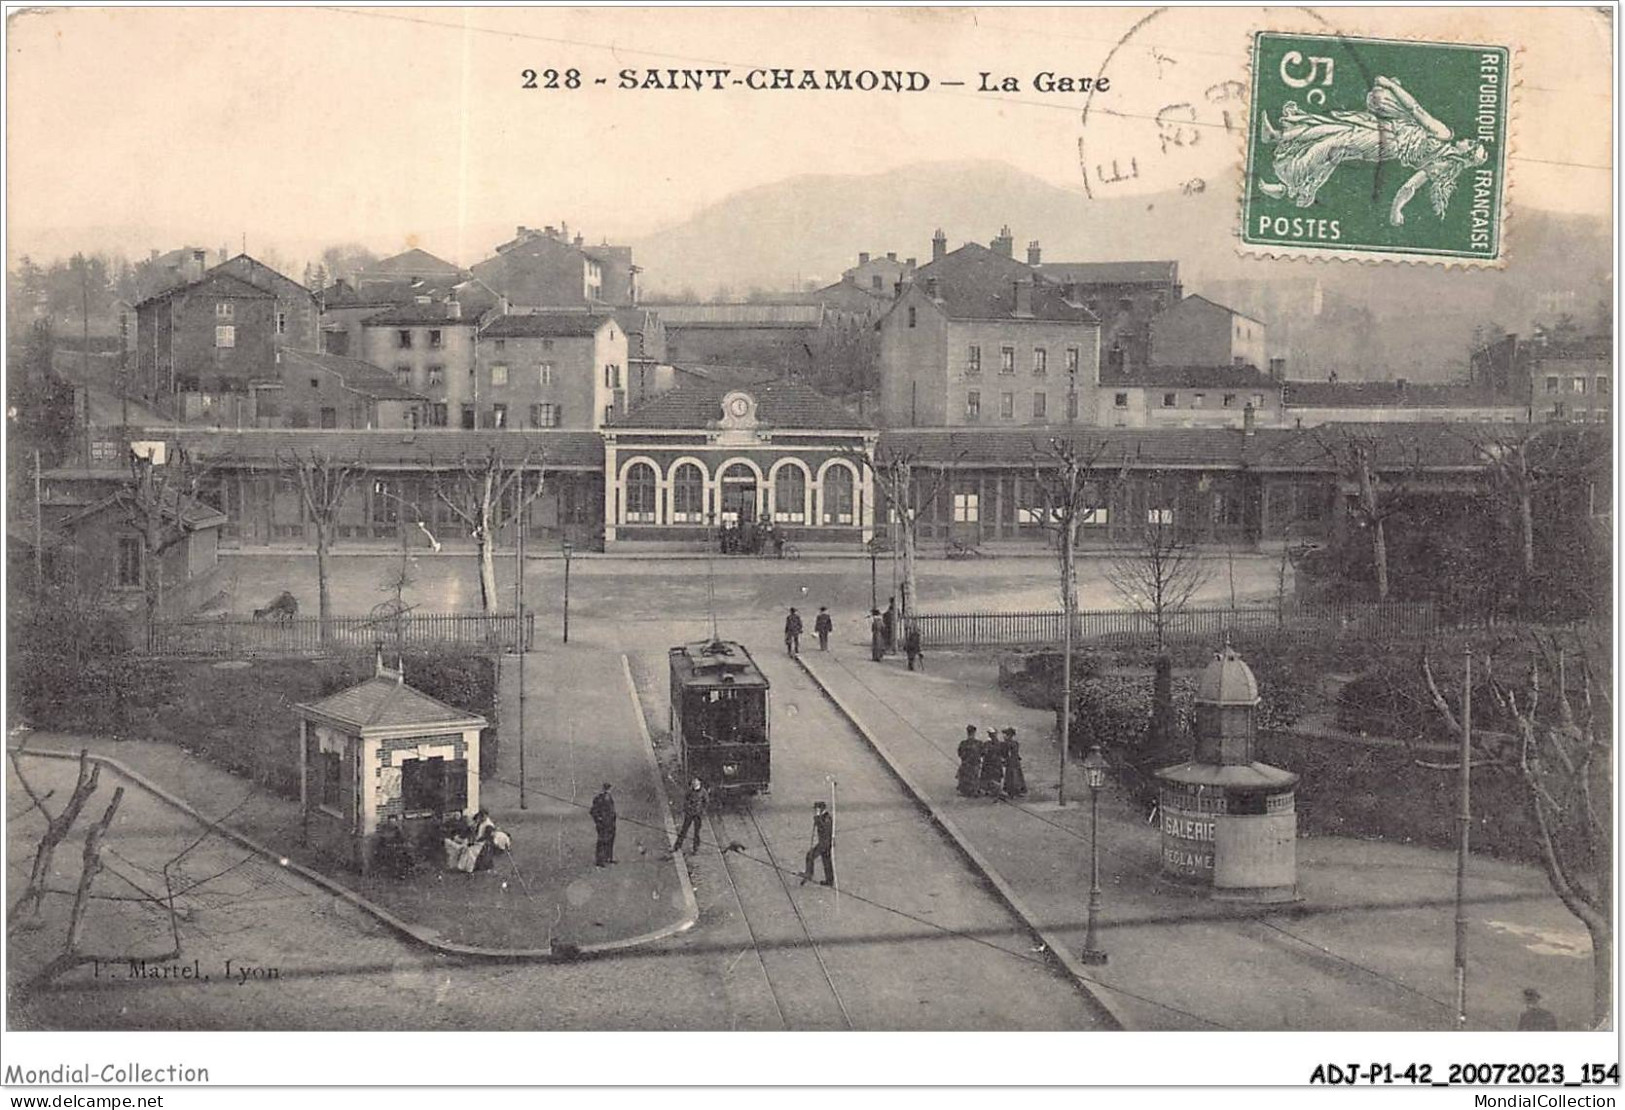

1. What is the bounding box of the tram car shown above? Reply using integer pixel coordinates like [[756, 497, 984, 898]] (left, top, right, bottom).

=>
[[668, 639, 771, 797]]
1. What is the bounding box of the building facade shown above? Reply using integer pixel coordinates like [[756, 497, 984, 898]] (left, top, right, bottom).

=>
[[1151, 294, 1268, 370], [474, 312, 629, 430], [359, 303, 480, 427], [1281, 380, 1528, 426], [1031, 258, 1182, 373], [1100, 365, 1281, 429], [212, 254, 322, 354], [134, 271, 277, 415], [471, 225, 637, 309], [270, 348, 426, 430], [878, 242, 1101, 428], [603, 378, 877, 549]]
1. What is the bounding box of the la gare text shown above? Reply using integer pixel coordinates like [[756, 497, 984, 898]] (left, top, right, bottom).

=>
[[522, 68, 1110, 93]]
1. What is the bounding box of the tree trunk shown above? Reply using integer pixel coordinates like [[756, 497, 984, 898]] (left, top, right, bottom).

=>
[[1372, 518, 1390, 601], [315, 522, 332, 644], [1518, 487, 1535, 576], [9, 751, 100, 931], [478, 504, 499, 615], [900, 518, 919, 621], [1059, 524, 1075, 806], [1588, 920, 1612, 1028]]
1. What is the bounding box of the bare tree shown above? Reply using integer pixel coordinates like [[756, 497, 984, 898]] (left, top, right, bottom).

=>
[[119, 444, 216, 627], [1422, 635, 1612, 1026], [848, 445, 959, 620], [433, 448, 548, 614], [280, 448, 364, 639], [1313, 427, 1422, 602], [8, 749, 101, 932], [1104, 475, 1211, 657], [1029, 436, 1112, 805]]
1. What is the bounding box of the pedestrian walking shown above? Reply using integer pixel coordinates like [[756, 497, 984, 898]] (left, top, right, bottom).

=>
[[784, 607, 804, 655], [590, 783, 617, 867], [1000, 726, 1028, 798], [955, 725, 984, 797], [979, 729, 1007, 798], [903, 622, 924, 671], [882, 597, 897, 654], [673, 778, 707, 854], [1516, 988, 1558, 1030], [814, 607, 833, 651], [869, 608, 885, 662], [799, 800, 836, 886]]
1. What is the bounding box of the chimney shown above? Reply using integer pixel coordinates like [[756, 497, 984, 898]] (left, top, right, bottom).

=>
[[1243, 403, 1256, 436], [858, 252, 870, 266], [925, 276, 940, 299], [183, 249, 207, 283], [1268, 356, 1286, 381], [886, 251, 897, 262], [905, 257, 917, 270], [991, 225, 1014, 257], [575, 234, 584, 249], [1027, 241, 1042, 267], [1063, 281, 1079, 304], [932, 228, 947, 262], [447, 299, 462, 320], [544, 225, 558, 238], [1013, 279, 1033, 318], [516, 225, 528, 238]]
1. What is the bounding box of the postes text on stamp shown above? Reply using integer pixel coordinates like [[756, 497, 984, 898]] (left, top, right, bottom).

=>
[[1242, 32, 1510, 263]]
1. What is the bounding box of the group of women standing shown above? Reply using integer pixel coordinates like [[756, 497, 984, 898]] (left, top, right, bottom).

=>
[[955, 725, 1027, 800]]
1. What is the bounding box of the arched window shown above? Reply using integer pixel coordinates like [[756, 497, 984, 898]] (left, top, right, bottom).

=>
[[773, 466, 807, 523], [624, 462, 658, 524], [822, 465, 854, 525], [671, 463, 706, 523]]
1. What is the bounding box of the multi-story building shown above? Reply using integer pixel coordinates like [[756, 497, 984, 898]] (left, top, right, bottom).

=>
[[318, 277, 498, 359], [1472, 333, 1611, 424], [359, 302, 480, 426], [133, 269, 277, 421], [471, 224, 638, 309], [842, 250, 918, 297], [1029, 251, 1181, 372], [657, 303, 828, 375], [1150, 294, 1268, 370], [212, 253, 322, 354], [878, 241, 1100, 427], [1100, 365, 1281, 428], [474, 312, 629, 430]]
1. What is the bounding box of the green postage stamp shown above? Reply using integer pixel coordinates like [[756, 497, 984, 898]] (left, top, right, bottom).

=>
[[1243, 31, 1511, 263]]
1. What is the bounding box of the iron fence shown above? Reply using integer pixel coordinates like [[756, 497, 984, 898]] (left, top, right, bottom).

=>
[[910, 601, 1443, 650], [144, 610, 535, 657]]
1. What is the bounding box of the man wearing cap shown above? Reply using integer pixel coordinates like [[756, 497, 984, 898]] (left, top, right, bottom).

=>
[[1516, 988, 1558, 1030], [590, 783, 618, 867], [800, 801, 836, 886], [672, 777, 707, 855]]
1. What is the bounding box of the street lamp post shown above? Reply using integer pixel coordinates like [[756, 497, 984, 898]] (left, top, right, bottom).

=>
[[561, 538, 574, 643], [1080, 743, 1110, 965]]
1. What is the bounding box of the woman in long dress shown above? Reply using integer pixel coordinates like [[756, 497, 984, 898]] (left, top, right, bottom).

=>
[[1001, 728, 1027, 799]]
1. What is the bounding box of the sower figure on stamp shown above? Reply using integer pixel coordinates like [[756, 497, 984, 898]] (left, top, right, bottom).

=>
[[814, 606, 833, 651], [800, 801, 835, 886], [672, 778, 707, 855], [590, 782, 617, 867]]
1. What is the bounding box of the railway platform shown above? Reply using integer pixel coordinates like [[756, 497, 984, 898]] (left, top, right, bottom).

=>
[[795, 645, 1596, 1033]]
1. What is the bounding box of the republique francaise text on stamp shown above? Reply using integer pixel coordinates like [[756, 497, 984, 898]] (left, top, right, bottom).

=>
[[1242, 31, 1510, 264]]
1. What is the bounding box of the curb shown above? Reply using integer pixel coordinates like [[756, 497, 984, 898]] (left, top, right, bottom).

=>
[[8, 743, 694, 963], [791, 655, 1133, 1032], [620, 652, 701, 933]]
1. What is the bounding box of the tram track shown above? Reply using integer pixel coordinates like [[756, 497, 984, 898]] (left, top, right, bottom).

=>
[[706, 803, 853, 1031]]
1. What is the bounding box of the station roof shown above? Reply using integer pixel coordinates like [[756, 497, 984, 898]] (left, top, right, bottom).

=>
[[168, 428, 605, 469]]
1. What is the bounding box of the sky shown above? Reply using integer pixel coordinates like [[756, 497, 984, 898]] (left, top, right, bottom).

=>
[[5, 5, 1614, 270]]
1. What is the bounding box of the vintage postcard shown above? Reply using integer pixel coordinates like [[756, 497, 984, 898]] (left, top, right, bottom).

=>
[[2, 3, 1614, 1098]]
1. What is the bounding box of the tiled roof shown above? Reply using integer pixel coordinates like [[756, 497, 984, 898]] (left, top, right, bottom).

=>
[[361, 302, 479, 326], [321, 277, 464, 308], [60, 487, 228, 531], [909, 244, 1096, 324], [878, 427, 1274, 468], [298, 675, 484, 731], [1035, 260, 1179, 287], [168, 429, 605, 469], [134, 271, 273, 309], [653, 303, 825, 328], [1283, 380, 1523, 408], [1248, 422, 1574, 471], [358, 248, 464, 280], [279, 349, 426, 401], [1104, 364, 1278, 389], [673, 364, 781, 386], [481, 312, 613, 339], [613, 377, 869, 430]]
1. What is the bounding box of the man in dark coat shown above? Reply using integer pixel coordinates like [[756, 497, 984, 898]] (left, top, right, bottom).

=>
[[784, 607, 803, 655], [814, 607, 834, 651], [800, 801, 836, 886], [904, 623, 923, 671], [956, 725, 984, 797], [1517, 988, 1558, 1030], [869, 609, 885, 662], [590, 783, 617, 867], [882, 597, 897, 654], [672, 777, 707, 854]]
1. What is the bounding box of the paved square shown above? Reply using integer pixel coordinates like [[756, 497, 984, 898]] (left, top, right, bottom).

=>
[[1243, 31, 1510, 262]]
